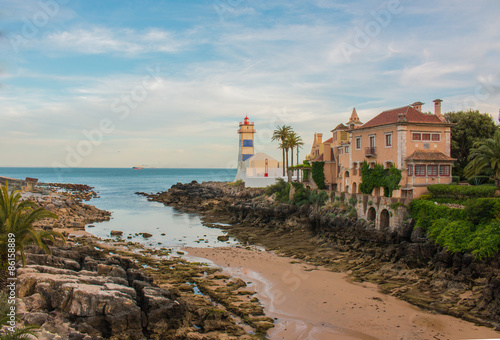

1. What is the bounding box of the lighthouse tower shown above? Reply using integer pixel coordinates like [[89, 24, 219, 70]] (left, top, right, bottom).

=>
[[235, 116, 256, 180]]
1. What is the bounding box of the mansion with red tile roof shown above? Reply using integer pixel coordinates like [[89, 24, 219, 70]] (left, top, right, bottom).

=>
[[308, 100, 455, 199]]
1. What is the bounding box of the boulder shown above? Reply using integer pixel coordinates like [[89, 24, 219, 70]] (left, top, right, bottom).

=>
[[110, 230, 123, 236], [97, 264, 127, 280]]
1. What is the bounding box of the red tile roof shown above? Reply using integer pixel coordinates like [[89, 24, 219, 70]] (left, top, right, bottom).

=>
[[360, 105, 444, 129], [323, 137, 334, 144], [312, 154, 324, 162], [405, 150, 456, 162]]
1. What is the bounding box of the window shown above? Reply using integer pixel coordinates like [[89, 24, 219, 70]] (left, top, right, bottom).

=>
[[355, 137, 361, 150], [432, 134, 441, 141], [408, 165, 413, 176], [427, 165, 438, 177], [412, 133, 421, 141], [385, 133, 392, 147], [369, 135, 375, 147], [440, 165, 450, 176], [422, 133, 431, 141], [415, 165, 426, 176], [345, 146, 349, 153]]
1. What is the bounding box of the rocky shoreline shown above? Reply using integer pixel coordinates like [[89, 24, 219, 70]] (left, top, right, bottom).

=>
[[4, 184, 272, 339], [141, 181, 500, 332], [13, 236, 270, 340]]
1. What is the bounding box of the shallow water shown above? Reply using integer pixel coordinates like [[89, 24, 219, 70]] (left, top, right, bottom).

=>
[[0, 167, 238, 247]]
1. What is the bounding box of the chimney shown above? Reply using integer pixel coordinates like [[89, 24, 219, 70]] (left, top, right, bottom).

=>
[[434, 99, 444, 121], [317, 133, 323, 144], [411, 101, 424, 112]]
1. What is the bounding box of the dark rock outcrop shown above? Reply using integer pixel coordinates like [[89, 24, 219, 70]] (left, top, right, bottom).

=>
[[141, 181, 500, 330]]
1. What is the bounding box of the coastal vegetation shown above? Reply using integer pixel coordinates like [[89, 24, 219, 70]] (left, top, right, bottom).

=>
[[311, 161, 326, 189], [0, 183, 65, 266], [411, 184, 500, 259], [445, 110, 499, 179], [359, 162, 402, 197], [265, 178, 329, 207], [464, 130, 500, 189]]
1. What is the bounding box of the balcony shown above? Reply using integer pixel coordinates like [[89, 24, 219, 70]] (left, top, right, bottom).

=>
[[365, 147, 376, 157]]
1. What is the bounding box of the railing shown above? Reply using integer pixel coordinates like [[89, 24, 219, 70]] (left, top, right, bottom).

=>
[[237, 129, 256, 133], [365, 147, 376, 157], [239, 122, 255, 125]]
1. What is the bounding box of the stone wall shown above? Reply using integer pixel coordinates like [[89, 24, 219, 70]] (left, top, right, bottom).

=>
[[332, 191, 410, 231]]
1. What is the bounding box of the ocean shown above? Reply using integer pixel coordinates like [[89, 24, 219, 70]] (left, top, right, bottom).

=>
[[0, 167, 238, 248]]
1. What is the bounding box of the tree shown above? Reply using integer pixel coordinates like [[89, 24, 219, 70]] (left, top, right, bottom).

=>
[[0, 183, 65, 266], [445, 110, 498, 179], [272, 125, 292, 176], [286, 131, 304, 168], [464, 130, 500, 190]]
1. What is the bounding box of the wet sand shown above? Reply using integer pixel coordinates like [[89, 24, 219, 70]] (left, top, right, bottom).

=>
[[184, 246, 500, 340]]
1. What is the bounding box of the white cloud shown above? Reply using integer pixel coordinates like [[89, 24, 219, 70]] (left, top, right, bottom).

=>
[[40, 26, 186, 55]]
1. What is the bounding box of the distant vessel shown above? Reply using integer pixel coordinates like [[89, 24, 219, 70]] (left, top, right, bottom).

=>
[[132, 166, 144, 170]]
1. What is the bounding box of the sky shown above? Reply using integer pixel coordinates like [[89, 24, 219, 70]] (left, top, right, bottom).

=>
[[1, 0, 500, 169]]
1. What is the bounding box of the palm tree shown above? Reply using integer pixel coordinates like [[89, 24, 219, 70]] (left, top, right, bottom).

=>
[[286, 131, 304, 168], [272, 125, 292, 176], [464, 130, 500, 189], [0, 183, 65, 266]]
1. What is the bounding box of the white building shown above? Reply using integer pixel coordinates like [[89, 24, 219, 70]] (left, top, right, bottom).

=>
[[234, 117, 285, 187]]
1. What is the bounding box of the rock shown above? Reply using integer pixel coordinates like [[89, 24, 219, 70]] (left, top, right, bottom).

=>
[[217, 235, 230, 242], [23, 293, 48, 312], [24, 312, 49, 326], [141, 233, 153, 238], [110, 230, 123, 236], [97, 264, 127, 279]]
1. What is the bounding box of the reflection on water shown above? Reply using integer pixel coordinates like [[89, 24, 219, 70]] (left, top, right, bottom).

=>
[[0, 167, 238, 248], [89, 195, 238, 248]]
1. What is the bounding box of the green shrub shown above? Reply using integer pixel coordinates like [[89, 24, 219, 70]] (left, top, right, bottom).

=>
[[452, 176, 460, 184], [427, 184, 496, 199], [464, 198, 500, 225], [265, 178, 290, 203], [428, 219, 474, 254], [309, 190, 329, 207], [418, 194, 433, 200], [468, 176, 490, 186], [265, 178, 287, 196], [348, 197, 357, 206], [469, 221, 500, 259], [409, 199, 466, 230], [311, 162, 326, 189], [291, 182, 310, 206]]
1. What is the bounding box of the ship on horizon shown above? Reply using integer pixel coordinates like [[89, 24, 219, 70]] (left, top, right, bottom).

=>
[[132, 166, 144, 170]]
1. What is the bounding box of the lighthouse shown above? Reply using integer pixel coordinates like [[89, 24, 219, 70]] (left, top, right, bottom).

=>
[[234, 116, 283, 186], [235, 116, 256, 177]]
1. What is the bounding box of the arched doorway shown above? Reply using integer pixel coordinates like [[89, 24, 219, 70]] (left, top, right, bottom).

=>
[[373, 187, 380, 196], [380, 209, 390, 230], [367, 207, 376, 225], [352, 182, 357, 194]]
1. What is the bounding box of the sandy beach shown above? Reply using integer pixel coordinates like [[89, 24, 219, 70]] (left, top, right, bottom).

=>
[[184, 246, 500, 340]]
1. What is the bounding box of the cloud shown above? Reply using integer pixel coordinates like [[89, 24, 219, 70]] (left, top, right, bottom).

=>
[[41, 27, 186, 55]]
